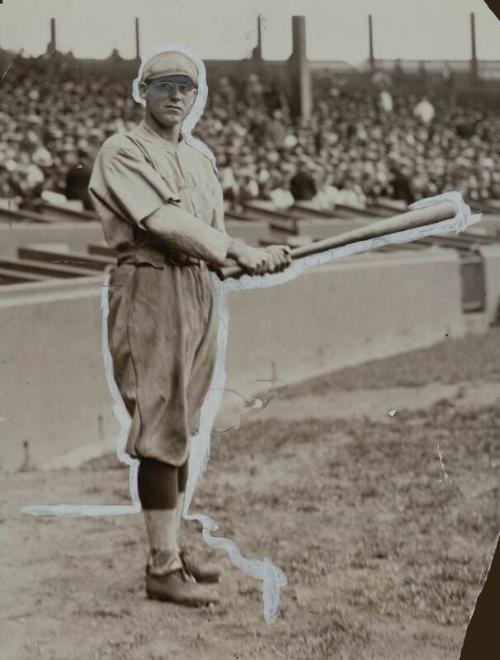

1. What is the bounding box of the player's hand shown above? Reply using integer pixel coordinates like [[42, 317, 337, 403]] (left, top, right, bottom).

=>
[[228, 241, 272, 276], [264, 245, 292, 273]]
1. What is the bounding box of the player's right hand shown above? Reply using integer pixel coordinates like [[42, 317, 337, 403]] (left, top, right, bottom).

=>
[[233, 244, 271, 275], [265, 245, 292, 273], [228, 241, 287, 276]]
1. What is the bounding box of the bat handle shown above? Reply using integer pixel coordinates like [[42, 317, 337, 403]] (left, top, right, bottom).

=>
[[219, 264, 245, 280]]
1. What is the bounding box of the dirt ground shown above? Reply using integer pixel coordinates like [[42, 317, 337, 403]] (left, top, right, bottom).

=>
[[2, 329, 500, 660]]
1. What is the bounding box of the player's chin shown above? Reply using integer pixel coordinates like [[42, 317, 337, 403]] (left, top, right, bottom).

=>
[[156, 110, 186, 126]]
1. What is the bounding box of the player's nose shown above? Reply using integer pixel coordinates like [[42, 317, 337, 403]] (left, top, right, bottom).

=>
[[168, 86, 182, 100]]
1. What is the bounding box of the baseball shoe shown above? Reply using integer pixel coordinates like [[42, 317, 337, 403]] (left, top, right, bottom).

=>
[[180, 548, 221, 584], [146, 567, 219, 606]]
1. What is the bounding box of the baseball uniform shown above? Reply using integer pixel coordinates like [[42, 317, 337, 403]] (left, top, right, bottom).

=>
[[89, 120, 229, 467]]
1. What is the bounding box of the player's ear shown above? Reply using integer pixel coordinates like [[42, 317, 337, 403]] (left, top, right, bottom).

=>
[[139, 81, 148, 101]]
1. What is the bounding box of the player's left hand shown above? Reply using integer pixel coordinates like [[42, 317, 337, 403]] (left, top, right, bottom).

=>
[[264, 245, 292, 273]]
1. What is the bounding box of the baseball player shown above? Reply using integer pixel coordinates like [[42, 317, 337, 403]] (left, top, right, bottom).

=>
[[88, 49, 291, 606]]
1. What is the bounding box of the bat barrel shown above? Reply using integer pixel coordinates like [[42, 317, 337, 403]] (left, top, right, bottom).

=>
[[220, 200, 458, 280]]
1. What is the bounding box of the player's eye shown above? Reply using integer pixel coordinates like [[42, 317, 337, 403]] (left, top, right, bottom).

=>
[[158, 83, 174, 92], [152, 80, 196, 94]]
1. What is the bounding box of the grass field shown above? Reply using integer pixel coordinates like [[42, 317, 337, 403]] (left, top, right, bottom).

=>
[[2, 329, 500, 660]]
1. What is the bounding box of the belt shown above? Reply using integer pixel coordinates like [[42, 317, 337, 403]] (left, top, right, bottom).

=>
[[117, 246, 200, 268]]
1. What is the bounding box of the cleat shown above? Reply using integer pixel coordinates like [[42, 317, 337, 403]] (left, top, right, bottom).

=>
[[180, 548, 221, 584], [146, 568, 219, 606]]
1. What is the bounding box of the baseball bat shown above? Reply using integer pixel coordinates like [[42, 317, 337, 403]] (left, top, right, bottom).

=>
[[219, 200, 457, 280]]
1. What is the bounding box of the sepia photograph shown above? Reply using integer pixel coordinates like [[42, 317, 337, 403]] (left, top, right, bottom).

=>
[[1, 1, 500, 658]]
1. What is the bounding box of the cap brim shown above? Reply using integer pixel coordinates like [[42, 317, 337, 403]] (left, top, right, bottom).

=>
[[144, 71, 198, 85]]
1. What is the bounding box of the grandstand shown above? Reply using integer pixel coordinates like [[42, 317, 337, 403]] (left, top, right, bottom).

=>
[[2, 13, 500, 218], [1, 12, 500, 217]]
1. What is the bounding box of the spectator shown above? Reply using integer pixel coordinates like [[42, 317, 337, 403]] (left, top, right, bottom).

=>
[[1, 54, 499, 212], [65, 142, 99, 210], [390, 165, 415, 204], [379, 89, 394, 113], [414, 96, 435, 125], [290, 159, 317, 201]]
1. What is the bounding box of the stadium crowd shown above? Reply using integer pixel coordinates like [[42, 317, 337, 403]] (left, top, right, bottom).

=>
[[1, 56, 500, 212]]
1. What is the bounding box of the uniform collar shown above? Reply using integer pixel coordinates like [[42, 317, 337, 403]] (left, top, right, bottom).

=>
[[136, 120, 185, 150]]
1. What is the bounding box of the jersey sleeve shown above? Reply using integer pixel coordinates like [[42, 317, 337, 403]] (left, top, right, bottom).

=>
[[89, 139, 181, 226]]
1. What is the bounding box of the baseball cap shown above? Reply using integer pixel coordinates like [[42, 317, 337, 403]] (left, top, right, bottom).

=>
[[142, 51, 198, 86]]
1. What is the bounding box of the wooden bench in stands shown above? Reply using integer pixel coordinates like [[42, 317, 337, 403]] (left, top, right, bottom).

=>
[[0, 207, 55, 224], [17, 247, 113, 272], [0, 258, 98, 279], [36, 202, 99, 223], [0, 269, 49, 285]]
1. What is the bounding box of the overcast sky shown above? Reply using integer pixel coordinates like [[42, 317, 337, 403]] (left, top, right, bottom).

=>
[[1, 0, 499, 64]]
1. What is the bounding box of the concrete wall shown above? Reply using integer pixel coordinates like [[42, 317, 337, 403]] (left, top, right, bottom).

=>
[[224, 250, 465, 393], [0, 278, 120, 472], [0, 249, 465, 472], [480, 245, 500, 324]]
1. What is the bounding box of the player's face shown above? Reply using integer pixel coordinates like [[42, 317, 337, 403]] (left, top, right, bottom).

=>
[[141, 75, 198, 128]]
